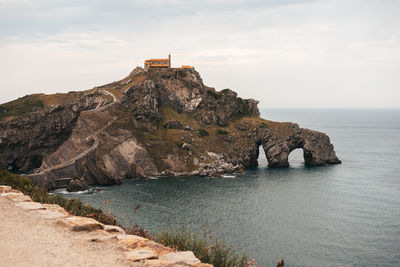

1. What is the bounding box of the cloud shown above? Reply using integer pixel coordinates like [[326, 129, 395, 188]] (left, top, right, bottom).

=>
[[0, 0, 399, 107]]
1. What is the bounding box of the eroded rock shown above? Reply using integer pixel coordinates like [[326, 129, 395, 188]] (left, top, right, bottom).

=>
[[56, 216, 104, 232], [0, 185, 11, 193], [124, 248, 158, 261], [160, 251, 201, 265], [15, 202, 44, 210]]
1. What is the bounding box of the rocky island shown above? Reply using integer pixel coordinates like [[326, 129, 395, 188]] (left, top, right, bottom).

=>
[[0, 67, 340, 191]]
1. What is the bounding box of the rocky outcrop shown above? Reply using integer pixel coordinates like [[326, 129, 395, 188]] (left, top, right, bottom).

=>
[[0, 67, 340, 189], [253, 123, 341, 167], [102, 138, 158, 179], [0, 90, 112, 171], [122, 68, 259, 127], [67, 179, 89, 192], [0, 185, 211, 267], [194, 88, 260, 126]]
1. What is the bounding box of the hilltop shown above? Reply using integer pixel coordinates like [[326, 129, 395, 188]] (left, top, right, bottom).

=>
[[0, 67, 340, 191]]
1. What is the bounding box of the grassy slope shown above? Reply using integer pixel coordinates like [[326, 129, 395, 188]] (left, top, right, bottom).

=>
[[98, 73, 147, 100], [0, 91, 85, 120], [0, 95, 44, 120]]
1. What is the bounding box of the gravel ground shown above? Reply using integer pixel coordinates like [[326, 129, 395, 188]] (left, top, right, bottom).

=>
[[0, 196, 131, 267]]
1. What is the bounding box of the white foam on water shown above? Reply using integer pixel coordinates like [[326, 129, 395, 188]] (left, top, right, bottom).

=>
[[51, 188, 98, 195], [222, 175, 236, 178]]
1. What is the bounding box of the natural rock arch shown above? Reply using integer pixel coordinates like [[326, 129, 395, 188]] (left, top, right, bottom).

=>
[[252, 123, 341, 167]]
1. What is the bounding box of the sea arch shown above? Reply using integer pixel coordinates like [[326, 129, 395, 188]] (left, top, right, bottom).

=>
[[251, 124, 341, 168]]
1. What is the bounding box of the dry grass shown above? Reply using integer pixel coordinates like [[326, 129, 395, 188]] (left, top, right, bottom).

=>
[[155, 225, 255, 267], [38, 91, 84, 106], [101, 73, 147, 100], [0, 94, 44, 120]]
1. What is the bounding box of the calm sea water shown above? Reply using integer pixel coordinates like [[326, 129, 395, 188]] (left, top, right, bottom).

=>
[[62, 109, 400, 266]]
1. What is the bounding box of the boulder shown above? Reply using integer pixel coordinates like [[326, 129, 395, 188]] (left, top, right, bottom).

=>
[[124, 248, 158, 261], [10, 195, 32, 202], [56, 216, 104, 232], [15, 202, 45, 210], [0, 185, 11, 193], [117, 234, 148, 250], [206, 152, 220, 160], [103, 225, 126, 234], [163, 120, 184, 130], [182, 143, 192, 151], [160, 251, 201, 265], [67, 179, 88, 192]]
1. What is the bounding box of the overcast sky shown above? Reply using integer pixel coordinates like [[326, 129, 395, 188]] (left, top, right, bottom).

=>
[[0, 0, 399, 108]]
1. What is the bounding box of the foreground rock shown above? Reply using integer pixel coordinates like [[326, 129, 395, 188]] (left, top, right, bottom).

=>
[[0, 67, 340, 189], [0, 185, 211, 267]]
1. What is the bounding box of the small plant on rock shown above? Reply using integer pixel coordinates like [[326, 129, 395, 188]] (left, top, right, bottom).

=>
[[217, 129, 229, 135], [198, 128, 210, 137]]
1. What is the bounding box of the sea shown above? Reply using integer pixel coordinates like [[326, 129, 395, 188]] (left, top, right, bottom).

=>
[[60, 109, 400, 267]]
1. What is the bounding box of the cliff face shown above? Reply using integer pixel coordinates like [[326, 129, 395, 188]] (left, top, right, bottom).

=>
[[0, 67, 340, 190], [0, 90, 112, 172]]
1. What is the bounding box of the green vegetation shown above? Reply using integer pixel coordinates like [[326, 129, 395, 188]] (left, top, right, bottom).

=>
[[0, 91, 88, 120], [0, 170, 117, 225], [0, 95, 44, 119], [175, 141, 184, 149], [155, 225, 252, 267], [206, 89, 222, 99], [220, 89, 231, 94], [38, 91, 84, 106], [198, 128, 210, 137], [132, 126, 149, 140], [150, 116, 163, 125], [217, 129, 229, 135]]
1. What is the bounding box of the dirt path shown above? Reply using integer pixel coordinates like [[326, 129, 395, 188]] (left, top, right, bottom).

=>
[[0, 197, 129, 267], [0, 188, 208, 267]]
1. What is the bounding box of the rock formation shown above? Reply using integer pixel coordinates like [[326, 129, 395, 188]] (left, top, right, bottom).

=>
[[0, 67, 341, 190]]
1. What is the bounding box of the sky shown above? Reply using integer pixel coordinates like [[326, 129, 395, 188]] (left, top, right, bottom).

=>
[[0, 0, 399, 108]]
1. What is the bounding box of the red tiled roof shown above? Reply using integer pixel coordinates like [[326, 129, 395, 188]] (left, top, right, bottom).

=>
[[145, 59, 169, 62]]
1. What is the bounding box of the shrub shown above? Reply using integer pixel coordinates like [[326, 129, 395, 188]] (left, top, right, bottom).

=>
[[198, 128, 210, 137], [175, 141, 184, 149], [155, 225, 253, 267], [217, 129, 229, 135], [150, 116, 162, 125], [206, 90, 221, 99]]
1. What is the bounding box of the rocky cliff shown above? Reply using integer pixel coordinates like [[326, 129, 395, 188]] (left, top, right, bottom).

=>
[[0, 67, 340, 190]]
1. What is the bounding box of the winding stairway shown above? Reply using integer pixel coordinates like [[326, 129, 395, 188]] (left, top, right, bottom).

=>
[[28, 90, 119, 190]]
